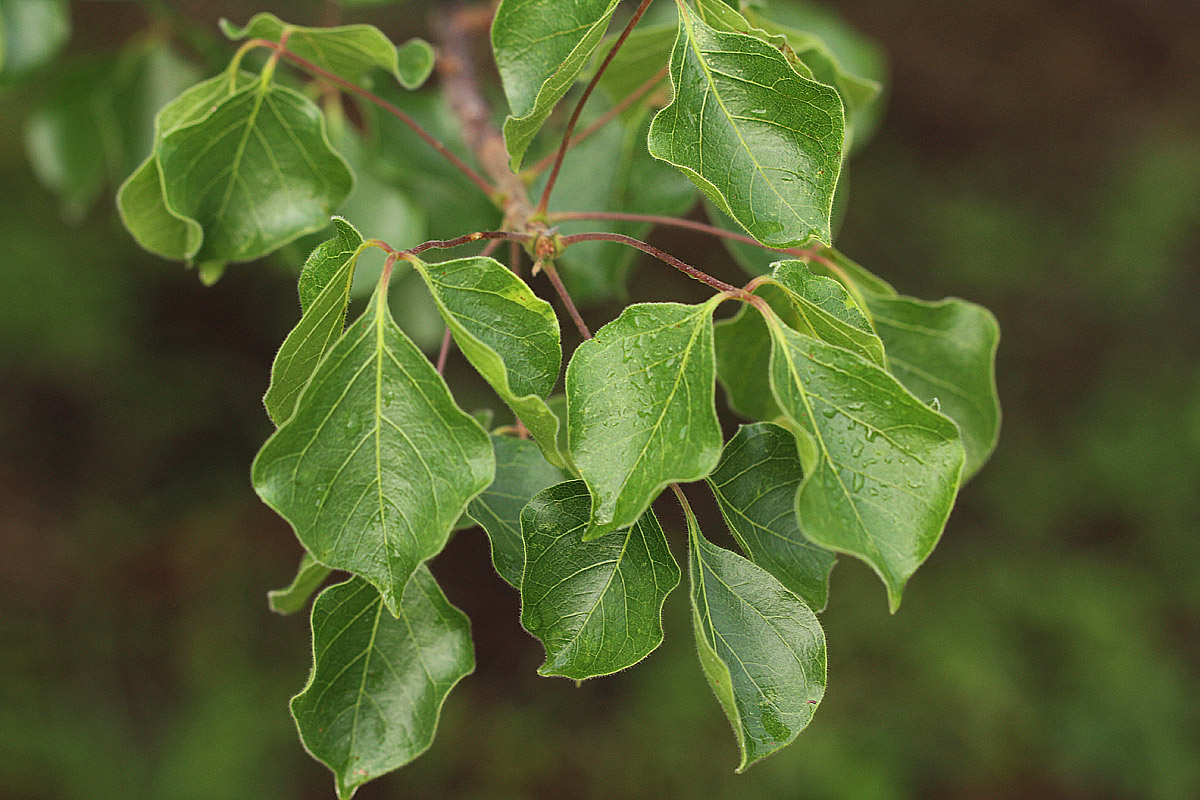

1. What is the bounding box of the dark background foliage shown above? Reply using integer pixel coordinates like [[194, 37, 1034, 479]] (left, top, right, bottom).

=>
[[1, 1, 1197, 798]]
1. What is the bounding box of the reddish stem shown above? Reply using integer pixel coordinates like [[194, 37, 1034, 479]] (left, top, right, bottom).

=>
[[404, 231, 530, 256], [540, 261, 591, 339], [536, 0, 656, 214], [246, 38, 496, 198], [559, 232, 738, 293], [436, 327, 454, 375]]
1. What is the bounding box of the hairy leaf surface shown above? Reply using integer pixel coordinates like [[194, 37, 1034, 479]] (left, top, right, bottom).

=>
[[253, 279, 494, 614], [467, 435, 570, 587], [520, 481, 678, 679], [492, 0, 621, 169], [156, 78, 353, 266], [410, 255, 564, 467], [767, 318, 964, 611], [291, 572, 473, 799], [268, 551, 333, 615], [684, 494, 825, 772], [707, 423, 836, 611], [648, 5, 844, 247], [567, 300, 723, 538]]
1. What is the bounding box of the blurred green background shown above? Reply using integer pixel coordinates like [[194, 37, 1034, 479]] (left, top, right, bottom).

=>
[[2, 1, 1198, 798]]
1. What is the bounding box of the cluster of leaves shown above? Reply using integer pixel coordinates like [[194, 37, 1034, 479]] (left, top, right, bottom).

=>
[[19, 1, 999, 797]]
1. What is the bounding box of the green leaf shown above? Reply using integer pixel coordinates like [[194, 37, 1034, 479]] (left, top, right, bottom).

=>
[[768, 259, 885, 366], [220, 12, 413, 86], [117, 70, 257, 262], [707, 423, 836, 611], [466, 435, 570, 587], [520, 480, 679, 679], [264, 218, 366, 425], [567, 300, 724, 538], [684, 491, 825, 772], [268, 551, 332, 615], [648, 5, 845, 247], [0, 0, 69, 83], [492, 0, 622, 169], [156, 77, 353, 266], [291, 571, 473, 799], [252, 277, 494, 615], [863, 293, 1001, 479], [395, 38, 435, 90], [766, 315, 964, 611], [409, 255, 565, 467]]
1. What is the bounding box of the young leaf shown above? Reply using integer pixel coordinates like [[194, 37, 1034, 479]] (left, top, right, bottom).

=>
[[0, 0, 69, 83], [156, 78, 353, 266], [264, 218, 366, 425], [684, 491, 826, 772], [466, 435, 571, 588], [648, 5, 844, 247], [863, 293, 1001, 479], [291, 571, 473, 799], [769, 259, 886, 366], [409, 256, 565, 467], [220, 13, 420, 87], [492, 0, 622, 169], [766, 317, 964, 611], [268, 551, 332, 615], [520, 480, 679, 680], [707, 423, 836, 611], [252, 277, 494, 615], [567, 300, 723, 538]]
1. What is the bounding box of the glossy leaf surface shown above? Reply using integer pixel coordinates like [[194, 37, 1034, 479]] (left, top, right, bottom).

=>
[[492, 0, 621, 169], [520, 481, 679, 679], [648, 6, 844, 247], [156, 78, 353, 266], [410, 255, 564, 467], [567, 301, 723, 538], [268, 551, 332, 615], [264, 219, 366, 425], [291, 572, 473, 799], [767, 318, 964, 611], [864, 293, 1001, 479], [253, 279, 494, 614], [707, 423, 836, 611], [467, 435, 570, 587], [685, 494, 825, 772]]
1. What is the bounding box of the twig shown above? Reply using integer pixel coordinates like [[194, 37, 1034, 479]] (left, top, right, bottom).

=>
[[540, 261, 591, 339], [435, 6, 537, 232], [559, 232, 738, 293], [436, 327, 454, 375]]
